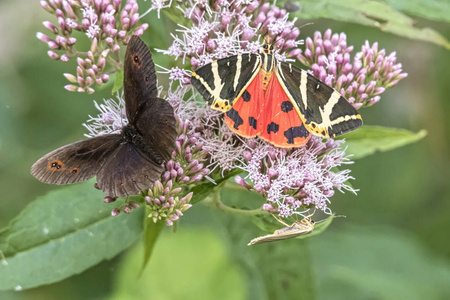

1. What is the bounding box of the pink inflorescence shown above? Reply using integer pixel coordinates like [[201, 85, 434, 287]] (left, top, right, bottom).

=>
[[296, 29, 408, 108], [37, 0, 148, 93], [144, 117, 210, 225], [235, 137, 356, 217], [83, 94, 128, 137], [156, 0, 304, 81]]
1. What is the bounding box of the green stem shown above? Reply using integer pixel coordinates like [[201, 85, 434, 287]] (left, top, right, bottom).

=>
[[203, 189, 264, 217], [106, 55, 123, 70], [223, 181, 249, 192]]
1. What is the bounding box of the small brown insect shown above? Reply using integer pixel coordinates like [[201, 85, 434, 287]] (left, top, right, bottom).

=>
[[248, 214, 315, 246]]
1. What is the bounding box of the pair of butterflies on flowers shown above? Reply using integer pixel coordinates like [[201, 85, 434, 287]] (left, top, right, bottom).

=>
[[32, 36, 362, 242]]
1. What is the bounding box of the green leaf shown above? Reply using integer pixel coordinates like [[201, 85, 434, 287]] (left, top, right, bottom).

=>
[[253, 239, 315, 299], [190, 168, 243, 204], [385, 0, 450, 23], [141, 209, 165, 273], [284, 0, 450, 49], [223, 213, 316, 299], [111, 228, 246, 300], [162, 5, 194, 28], [0, 182, 143, 291], [112, 69, 124, 94], [337, 126, 427, 159]]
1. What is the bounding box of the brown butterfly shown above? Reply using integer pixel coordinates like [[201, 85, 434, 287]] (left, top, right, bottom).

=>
[[31, 36, 177, 198]]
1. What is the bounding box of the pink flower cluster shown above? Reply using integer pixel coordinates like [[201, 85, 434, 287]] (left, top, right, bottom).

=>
[[235, 137, 356, 216], [157, 0, 304, 83], [297, 29, 408, 108], [145, 119, 210, 225], [37, 0, 148, 93]]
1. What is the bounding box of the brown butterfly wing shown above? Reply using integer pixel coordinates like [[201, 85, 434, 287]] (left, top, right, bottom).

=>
[[31, 135, 121, 185], [124, 35, 177, 163], [124, 35, 158, 124], [134, 98, 177, 163], [96, 142, 164, 197], [31, 36, 176, 198], [96, 36, 176, 197]]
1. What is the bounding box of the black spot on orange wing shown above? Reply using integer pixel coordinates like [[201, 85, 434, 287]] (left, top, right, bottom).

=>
[[242, 90, 251, 102], [226, 108, 244, 129], [224, 72, 264, 138], [267, 122, 279, 133], [259, 75, 310, 148], [249, 117, 257, 130], [284, 126, 309, 144], [281, 101, 294, 112]]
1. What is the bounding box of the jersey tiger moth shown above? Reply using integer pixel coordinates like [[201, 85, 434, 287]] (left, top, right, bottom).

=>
[[191, 44, 362, 148]]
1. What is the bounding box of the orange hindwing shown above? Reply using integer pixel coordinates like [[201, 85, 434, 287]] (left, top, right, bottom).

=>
[[225, 72, 264, 138], [258, 75, 311, 148]]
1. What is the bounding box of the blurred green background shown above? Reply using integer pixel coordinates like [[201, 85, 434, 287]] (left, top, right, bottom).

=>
[[0, 1, 449, 299]]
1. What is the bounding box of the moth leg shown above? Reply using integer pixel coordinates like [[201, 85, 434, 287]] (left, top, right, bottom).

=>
[[272, 214, 290, 227], [301, 207, 317, 226]]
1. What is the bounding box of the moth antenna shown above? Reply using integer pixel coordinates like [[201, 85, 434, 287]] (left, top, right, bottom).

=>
[[298, 22, 314, 30], [314, 214, 346, 224]]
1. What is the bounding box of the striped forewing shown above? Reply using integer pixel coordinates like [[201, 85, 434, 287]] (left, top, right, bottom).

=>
[[191, 54, 261, 111], [276, 62, 362, 138]]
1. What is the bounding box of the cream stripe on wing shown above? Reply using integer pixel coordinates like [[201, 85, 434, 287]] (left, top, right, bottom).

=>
[[319, 91, 361, 127], [299, 70, 308, 110], [211, 60, 225, 99], [192, 63, 225, 101], [319, 90, 341, 127], [233, 55, 243, 92]]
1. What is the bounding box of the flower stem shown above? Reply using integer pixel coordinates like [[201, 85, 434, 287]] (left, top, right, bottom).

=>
[[203, 189, 264, 217], [223, 181, 249, 192], [106, 54, 122, 70]]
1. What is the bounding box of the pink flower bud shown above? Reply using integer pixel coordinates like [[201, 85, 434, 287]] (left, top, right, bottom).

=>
[[47, 41, 59, 49], [36, 32, 52, 43], [112, 44, 120, 52], [101, 74, 109, 83], [41, 0, 54, 13], [64, 84, 78, 92], [47, 50, 59, 59]]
